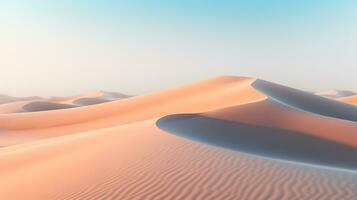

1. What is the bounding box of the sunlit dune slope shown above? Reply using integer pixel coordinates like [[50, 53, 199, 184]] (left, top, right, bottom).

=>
[[339, 95, 357, 105], [0, 76, 264, 130], [0, 100, 35, 114]]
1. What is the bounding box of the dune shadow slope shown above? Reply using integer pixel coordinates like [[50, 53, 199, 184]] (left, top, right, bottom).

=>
[[22, 102, 78, 112], [157, 114, 357, 171], [252, 79, 357, 122], [73, 98, 112, 106]]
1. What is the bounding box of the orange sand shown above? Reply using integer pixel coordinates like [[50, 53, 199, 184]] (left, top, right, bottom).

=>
[[0, 76, 356, 199], [339, 95, 357, 105]]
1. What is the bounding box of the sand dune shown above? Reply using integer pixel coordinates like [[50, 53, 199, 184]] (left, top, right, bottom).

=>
[[72, 97, 112, 106], [0, 76, 263, 131], [157, 111, 357, 170], [71, 91, 130, 106], [339, 95, 357, 105], [0, 76, 356, 199], [0, 95, 16, 104], [158, 78, 357, 169], [21, 101, 79, 112], [316, 90, 356, 98], [252, 79, 357, 122], [0, 95, 41, 105], [0, 100, 35, 114], [99, 90, 131, 99], [0, 90, 130, 114]]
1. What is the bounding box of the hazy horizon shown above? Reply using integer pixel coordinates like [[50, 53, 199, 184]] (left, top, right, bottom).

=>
[[1, 1, 356, 97]]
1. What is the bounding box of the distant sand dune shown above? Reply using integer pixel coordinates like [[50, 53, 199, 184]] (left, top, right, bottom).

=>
[[22, 101, 78, 112], [316, 90, 356, 98], [252, 79, 357, 122], [71, 91, 130, 106], [0, 91, 130, 114], [0, 95, 16, 104], [339, 95, 357, 105], [0, 100, 34, 114], [0, 95, 41, 105], [72, 97, 112, 106]]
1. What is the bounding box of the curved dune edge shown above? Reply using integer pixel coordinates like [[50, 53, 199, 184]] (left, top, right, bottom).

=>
[[21, 102, 78, 112], [72, 97, 112, 106], [202, 99, 357, 147], [48, 90, 104, 104], [316, 90, 356, 99], [156, 114, 357, 171], [1, 91, 130, 114], [0, 91, 112, 114], [0, 76, 265, 130], [252, 79, 357, 122], [338, 95, 357, 105], [0, 120, 357, 199], [0, 100, 35, 114], [0, 95, 41, 105]]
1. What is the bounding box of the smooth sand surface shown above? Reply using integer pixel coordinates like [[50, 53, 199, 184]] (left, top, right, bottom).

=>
[[0, 76, 356, 199]]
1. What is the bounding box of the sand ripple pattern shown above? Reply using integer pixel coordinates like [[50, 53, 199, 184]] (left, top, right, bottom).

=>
[[53, 128, 357, 200]]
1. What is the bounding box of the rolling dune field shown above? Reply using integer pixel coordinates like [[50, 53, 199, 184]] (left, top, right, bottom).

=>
[[0, 76, 356, 199]]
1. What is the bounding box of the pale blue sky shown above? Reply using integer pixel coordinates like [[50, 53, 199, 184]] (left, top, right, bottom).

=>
[[0, 1, 356, 96]]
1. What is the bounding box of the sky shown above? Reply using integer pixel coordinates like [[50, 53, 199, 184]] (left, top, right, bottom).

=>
[[0, 0, 356, 97]]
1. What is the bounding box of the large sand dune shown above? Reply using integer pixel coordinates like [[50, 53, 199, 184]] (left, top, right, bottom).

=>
[[0, 76, 356, 199]]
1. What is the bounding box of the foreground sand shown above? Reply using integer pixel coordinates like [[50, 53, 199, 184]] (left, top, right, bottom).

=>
[[1, 120, 357, 200], [0, 76, 356, 199]]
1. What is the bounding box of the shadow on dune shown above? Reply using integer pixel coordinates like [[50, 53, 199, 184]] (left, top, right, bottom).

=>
[[73, 98, 112, 106], [100, 91, 131, 99], [22, 102, 78, 112], [157, 114, 357, 171], [252, 79, 357, 122]]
